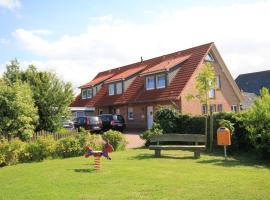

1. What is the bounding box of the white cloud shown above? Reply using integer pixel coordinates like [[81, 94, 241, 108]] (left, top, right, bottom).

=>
[[13, 1, 270, 88], [0, 0, 20, 10]]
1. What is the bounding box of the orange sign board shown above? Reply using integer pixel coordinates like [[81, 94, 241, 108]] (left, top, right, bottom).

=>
[[217, 127, 231, 146]]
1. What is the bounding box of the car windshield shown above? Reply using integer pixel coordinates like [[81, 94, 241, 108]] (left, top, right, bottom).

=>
[[100, 115, 113, 121], [113, 115, 124, 122], [76, 117, 86, 124], [89, 116, 99, 123]]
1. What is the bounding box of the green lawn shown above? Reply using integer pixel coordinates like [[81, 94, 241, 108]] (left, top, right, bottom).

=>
[[0, 149, 270, 200]]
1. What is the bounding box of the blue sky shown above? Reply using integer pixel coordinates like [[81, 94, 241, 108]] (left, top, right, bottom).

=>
[[0, 0, 269, 88]]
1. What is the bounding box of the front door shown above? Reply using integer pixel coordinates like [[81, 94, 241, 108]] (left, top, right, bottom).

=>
[[147, 106, 154, 129]]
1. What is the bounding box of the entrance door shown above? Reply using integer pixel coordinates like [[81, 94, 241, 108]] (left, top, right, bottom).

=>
[[147, 106, 154, 129]]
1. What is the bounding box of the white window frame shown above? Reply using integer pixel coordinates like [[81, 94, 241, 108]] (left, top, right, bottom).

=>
[[202, 104, 207, 115], [216, 75, 221, 89], [116, 82, 123, 94], [217, 104, 223, 112], [128, 107, 134, 120], [82, 89, 87, 99], [86, 88, 92, 99], [146, 76, 155, 90], [205, 53, 215, 62], [109, 84, 115, 96], [231, 105, 237, 112], [156, 74, 166, 89], [209, 88, 215, 99]]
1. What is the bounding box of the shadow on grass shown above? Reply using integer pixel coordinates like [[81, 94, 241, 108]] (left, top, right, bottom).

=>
[[74, 168, 96, 173], [130, 153, 195, 160], [196, 152, 270, 169]]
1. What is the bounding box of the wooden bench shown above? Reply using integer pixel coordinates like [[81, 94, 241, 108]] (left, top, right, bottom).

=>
[[149, 134, 206, 158]]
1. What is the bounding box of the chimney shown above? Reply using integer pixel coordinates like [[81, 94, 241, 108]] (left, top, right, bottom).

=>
[[140, 56, 143, 63]]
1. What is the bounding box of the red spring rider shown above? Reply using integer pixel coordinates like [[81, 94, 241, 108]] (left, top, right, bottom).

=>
[[85, 141, 114, 160]]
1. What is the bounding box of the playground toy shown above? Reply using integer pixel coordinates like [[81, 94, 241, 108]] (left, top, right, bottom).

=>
[[84, 142, 114, 170]]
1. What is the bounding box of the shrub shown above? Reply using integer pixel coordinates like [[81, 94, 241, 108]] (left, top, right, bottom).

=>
[[56, 137, 82, 158], [0, 138, 26, 166], [140, 123, 163, 146], [82, 134, 103, 150], [102, 130, 127, 151]]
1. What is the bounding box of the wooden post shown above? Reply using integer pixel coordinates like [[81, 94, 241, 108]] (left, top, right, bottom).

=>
[[210, 112, 213, 152], [155, 149, 161, 157], [224, 145, 227, 160]]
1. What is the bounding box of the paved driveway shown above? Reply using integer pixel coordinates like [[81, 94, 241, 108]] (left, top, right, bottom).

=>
[[124, 130, 145, 149]]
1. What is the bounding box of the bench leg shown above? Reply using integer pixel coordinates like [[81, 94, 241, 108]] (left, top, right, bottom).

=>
[[155, 149, 161, 157], [194, 151, 200, 159]]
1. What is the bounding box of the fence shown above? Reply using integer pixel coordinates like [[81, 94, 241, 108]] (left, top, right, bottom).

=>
[[30, 130, 78, 141]]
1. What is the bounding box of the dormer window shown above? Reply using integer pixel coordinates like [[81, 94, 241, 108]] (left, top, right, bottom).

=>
[[205, 53, 215, 62], [82, 89, 87, 99], [146, 76, 155, 90], [116, 82, 123, 94], [87, 88, 92, 98], [156, 74, 166, 88], [109, 84, 115, 96]]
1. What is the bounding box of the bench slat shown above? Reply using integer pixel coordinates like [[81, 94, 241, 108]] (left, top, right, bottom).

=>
[[149, 145, 206, 151], [150, 134, 206, 143]]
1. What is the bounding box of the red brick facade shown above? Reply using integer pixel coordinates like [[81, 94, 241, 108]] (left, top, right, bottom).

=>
[[70, 43, 243, 129]]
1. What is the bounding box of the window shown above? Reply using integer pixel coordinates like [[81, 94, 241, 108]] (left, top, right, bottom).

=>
[[146, 76, 155, 90], [205, 53, 215, 62], [210, 104, 216, 113], [202, 104, 208, 115], [217, 104, 223, 112], [86, 88, 92, 98], [128, 107, 134, 120], [116, 82, 123, 94], [109, 84, 115, 96], [231, 105, 237, 112], [82, 89, 87, 99], [156, 74, 166, 89], [216, 75, 221, 89], [209, 88, 215, 99]]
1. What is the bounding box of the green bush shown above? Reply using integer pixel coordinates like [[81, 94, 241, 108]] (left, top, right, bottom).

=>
[[0, 138, 26, 166], [102, 130, 127, 151], [82, 134, 103, 150], [140, 123, 163, 146], [56, 137, 82, 158]]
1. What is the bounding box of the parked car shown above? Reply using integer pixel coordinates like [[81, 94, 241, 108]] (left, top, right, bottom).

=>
[[99, 114, 126, 132], [73, 116, 103, 133], [62, 120, 74, 130]]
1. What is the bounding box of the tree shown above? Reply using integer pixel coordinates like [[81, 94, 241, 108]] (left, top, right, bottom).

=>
[[21, 66, 74, 132], [238, 87, 270, 158], [3, 60, 74, 132], [3, 59, 21, 85], [186, 62, 215, 151], [0, 81, 38, 140]]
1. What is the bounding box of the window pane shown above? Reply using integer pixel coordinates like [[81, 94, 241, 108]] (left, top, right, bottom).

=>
[[156, 74, 166, 88], [209, 88, 215, 98], [109, 84, 115, 95], [217, 104, 222, 112], [128, 107, 134, 120], [87, 88, 92, 98], [116, 82, 122, 94], [216, 76, 221, 89], [82, 89, 87, 99], [146, 76, 155, 90]]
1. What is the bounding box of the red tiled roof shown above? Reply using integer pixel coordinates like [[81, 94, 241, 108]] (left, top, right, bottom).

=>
[[71, 42, 213, 107], [140, 55, 191, 76], [80, 73, 114, 88], [105, 65, 146, 83]]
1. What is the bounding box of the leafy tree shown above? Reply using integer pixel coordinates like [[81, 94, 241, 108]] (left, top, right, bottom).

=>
[[238, 87, 270, 158], [21, 65, 74, 132], [186, 62, 215, 151], [3, 60, 74, 132], [3, 59, 21, 85], [0, 81, 38, 140]]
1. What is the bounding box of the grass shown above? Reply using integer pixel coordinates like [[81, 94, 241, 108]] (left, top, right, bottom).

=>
[[0, 149, 270, 200]]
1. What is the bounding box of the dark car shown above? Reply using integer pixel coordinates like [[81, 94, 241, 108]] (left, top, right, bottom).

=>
[[99, 114, 126, 132], [73, 116, 103, 133]]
